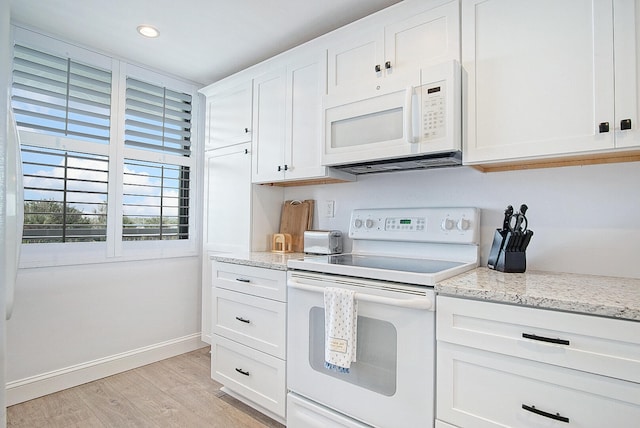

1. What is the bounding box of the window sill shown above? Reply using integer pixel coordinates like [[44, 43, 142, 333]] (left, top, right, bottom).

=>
[[18, 241, 199, 269]]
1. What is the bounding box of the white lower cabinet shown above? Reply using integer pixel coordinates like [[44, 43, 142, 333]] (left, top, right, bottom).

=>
[[212, 335, 286, 417], [211, 261, 287, 422], [436, 296, 640, 428], [437, 342, 640, 428], [213, 287, 286, 359]]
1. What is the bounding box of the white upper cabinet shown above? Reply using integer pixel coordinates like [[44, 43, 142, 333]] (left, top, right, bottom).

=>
[[327, 0, 460, 100], [251, 68, 287, 183], [252, 50, 355, 184], [614, 0, 640, 149], [202, 79, 252, 150], [463, 0, 640, 165], [284, 51, 328, 181]]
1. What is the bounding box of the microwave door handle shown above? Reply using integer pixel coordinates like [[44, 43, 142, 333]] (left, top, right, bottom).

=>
[[288, 277, 433, 310], [404, 86, 417, 144]]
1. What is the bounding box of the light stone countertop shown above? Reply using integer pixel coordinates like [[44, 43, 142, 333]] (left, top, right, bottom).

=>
[[436, 267, 640, 321], [209, 251, 306, 271], [208, 252, 640, 322]]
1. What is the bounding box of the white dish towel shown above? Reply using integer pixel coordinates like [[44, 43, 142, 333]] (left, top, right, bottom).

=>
[[324, 287, 358, 373]]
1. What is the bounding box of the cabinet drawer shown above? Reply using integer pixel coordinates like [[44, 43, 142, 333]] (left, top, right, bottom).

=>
[[287, 393, 370, 428], [211, 335, 286, 418], [213, 287, 286, 359], [437, 342, 640, 428], [437, 296, 640, 382], [212, 261, 287, 302]]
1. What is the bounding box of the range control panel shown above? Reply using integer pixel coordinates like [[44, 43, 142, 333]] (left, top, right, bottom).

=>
[[349, 207, 480, 244]]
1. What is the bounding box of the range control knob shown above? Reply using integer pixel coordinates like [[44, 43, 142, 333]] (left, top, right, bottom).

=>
[[354, 219, 363, 228], [441, 218, 454, 231], [365, 219, 375, 229], [457, 219, 470, 231]]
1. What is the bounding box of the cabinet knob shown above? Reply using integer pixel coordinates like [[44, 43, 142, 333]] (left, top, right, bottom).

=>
[[277, 165, 282, 172], [244, 148, 249, 154], [385, 61, 391, 69], [375, 64, 381, 73], [598, 122, 610, 133], [244, 127, 249, 133], [621, 119, 632, 130], [284, 164, 289, 171]]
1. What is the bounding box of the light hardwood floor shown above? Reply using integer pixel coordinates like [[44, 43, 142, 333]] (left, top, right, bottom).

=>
[[7, 347, 285, 428]]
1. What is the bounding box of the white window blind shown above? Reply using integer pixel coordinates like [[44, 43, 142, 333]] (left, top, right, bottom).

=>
[[123, 77, 192, 241], [12, 44, 111, 144], [11, 29, 199, 261], [122, 159, 190, 241], [21, 146, 109, 243], [125, 78, 192, 156]]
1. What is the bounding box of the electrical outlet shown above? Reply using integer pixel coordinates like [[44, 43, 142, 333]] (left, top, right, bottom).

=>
[[324, 200, 335, 218]]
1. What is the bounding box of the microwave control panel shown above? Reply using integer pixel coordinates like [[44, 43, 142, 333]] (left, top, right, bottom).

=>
[[421, 81, 446, 141]]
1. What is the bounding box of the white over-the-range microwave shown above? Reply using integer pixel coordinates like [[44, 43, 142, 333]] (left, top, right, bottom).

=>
[[323, 60, 461, 174]]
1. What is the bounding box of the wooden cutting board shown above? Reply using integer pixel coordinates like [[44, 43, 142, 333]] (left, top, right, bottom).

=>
[[279, 199, 314, 252]]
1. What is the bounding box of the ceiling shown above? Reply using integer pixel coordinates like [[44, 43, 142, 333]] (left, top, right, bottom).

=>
[[9, 0, 402, 86]]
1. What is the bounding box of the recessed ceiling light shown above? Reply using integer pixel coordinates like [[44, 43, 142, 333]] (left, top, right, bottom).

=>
[[137, 25, 160, 38]]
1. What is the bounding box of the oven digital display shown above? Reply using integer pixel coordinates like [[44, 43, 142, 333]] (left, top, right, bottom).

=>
[[384, 217, 426, 231]]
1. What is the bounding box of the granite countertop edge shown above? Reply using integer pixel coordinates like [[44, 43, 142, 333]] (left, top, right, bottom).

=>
[[208, 251, 306, 271], [436, 267, 640, 322]]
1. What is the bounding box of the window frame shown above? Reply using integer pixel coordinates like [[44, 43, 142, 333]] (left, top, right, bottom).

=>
[[13, 26, 202, 268]]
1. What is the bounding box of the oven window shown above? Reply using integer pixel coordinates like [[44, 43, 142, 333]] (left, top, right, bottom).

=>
[[308, 307, 397, 396]]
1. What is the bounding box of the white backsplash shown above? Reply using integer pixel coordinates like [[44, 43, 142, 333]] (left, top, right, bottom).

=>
[[283, 162, 640, 279]]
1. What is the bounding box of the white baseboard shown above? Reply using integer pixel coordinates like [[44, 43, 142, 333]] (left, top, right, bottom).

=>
[[6, 333, 207, 406]]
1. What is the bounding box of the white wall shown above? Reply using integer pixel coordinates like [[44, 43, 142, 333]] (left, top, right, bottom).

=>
[[284, 161, 640, 279], [6, 256, 202, 402]]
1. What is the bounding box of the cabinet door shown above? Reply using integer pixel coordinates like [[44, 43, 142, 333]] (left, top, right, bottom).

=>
[[252, 69, 286, 183], [205, 80, 252, 150], [285, 51, 327, 180], [614, 0, 640, 148], [327, 28, 383, 97], [437, 342, 640, 428], [462, 0, 615, 164], [384, 0, 459, 73], [203, 144, 251, 252]]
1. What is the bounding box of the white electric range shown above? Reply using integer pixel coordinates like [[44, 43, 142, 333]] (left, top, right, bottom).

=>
[[286, 207, 480, 428]]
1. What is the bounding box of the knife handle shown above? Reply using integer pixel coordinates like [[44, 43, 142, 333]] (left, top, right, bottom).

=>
[[521, 230, 534, 251]]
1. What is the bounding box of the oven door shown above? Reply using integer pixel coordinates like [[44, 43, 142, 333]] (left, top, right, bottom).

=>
[[287, 271, 435, 428]]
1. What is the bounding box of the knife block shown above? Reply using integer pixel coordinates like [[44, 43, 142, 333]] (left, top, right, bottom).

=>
[[495, 249, 526, 273], [487, 229, 527, 273]]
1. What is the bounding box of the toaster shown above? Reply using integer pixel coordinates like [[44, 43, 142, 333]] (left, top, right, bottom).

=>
[[303, 230, 343, 254]]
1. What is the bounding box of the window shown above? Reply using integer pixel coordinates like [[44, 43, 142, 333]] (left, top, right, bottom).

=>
[[21, 146, 108, 243], [12, 44, 111, 143], [11, 28, 199, 265], [122, 160, 189, 241], [123, 77, 193, 241], [12, 42, 112, 246]]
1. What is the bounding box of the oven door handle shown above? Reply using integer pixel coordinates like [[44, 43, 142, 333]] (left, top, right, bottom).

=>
[[288, 278, 433, 310]]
